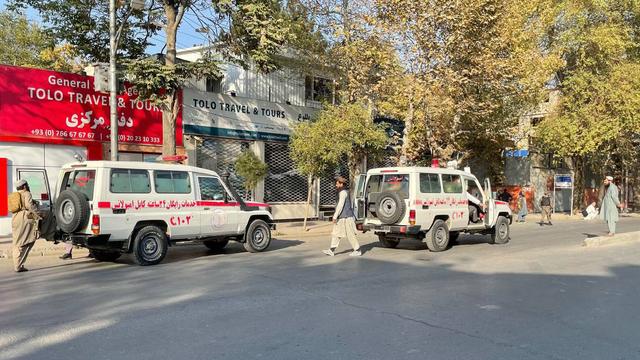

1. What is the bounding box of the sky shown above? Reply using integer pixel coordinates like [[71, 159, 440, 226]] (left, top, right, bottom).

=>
[[0, 0, 212, 55]]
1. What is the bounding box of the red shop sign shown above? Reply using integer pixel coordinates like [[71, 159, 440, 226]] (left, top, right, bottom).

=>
[[0, 65, 182, 146]]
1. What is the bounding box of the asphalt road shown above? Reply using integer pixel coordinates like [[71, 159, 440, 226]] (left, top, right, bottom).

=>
[[1, 217, 640, 360]]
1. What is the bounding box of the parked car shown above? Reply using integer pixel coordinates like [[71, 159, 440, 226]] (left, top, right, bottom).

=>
[[48, 161, 274, 265], [354, 167, 512, 251]]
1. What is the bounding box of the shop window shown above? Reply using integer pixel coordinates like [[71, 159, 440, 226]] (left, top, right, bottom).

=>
[[420, 173, 442, 193], [305, 76, 334, 103], [442, 174, 463, 194], [531, 117, 544, 127], [110, 169, 151, 193], [206, 77, 222, 93], [154, 171, 191, 194]]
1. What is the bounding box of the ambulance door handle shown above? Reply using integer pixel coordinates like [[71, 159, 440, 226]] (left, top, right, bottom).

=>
[[422, 205, 429, 209], [203, 207, 210, 210]]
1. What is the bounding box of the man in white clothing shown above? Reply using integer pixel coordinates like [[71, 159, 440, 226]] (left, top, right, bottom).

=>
[[323, 176, 361, 257], [466, 187, 485, 223]]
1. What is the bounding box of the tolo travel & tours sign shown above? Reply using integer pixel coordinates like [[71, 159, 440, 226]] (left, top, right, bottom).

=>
[[0, 65, 182, 146], [184, 88, 318, 142]]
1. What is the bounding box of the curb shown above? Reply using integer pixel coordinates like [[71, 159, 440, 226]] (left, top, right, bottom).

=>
[[583, 231, 640, 247], [0, 243, 89, 260]]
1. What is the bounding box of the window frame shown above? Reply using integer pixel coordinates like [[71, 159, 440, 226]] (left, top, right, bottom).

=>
[[109, 168, 152, 194], [196, 176, 230, 201], [442, 174, 463, 194], [153, 170, 192, 194], [419, 173, 443, 194]]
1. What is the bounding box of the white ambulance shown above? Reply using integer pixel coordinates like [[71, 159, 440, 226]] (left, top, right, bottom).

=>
[[50, 161, 274, 265], [355, 167, 512, 251]]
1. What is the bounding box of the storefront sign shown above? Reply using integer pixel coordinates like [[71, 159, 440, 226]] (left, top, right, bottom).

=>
[[0, 65, 182, 146], [554, 174, 573, 189], [183, 89, 318, 142]]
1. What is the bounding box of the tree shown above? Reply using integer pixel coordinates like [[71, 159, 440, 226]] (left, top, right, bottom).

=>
[[14, 0, 307, 157], [529, 0, 640, 209], [290, 119, 343, 230], [0, 10, 79, 72], [375, 0, 559, 175], [234, 151, 268, 200], [290, 102, 387, 228], [9, 0, 158, 62]]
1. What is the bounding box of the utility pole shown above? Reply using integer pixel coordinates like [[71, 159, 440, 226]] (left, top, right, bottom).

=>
[[109, 0, 118, 161]]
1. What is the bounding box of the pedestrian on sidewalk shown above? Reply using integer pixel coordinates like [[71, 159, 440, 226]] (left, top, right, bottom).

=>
[[600, 176, 623, 236], [323, 176, 361, 257], [10, 180, 40, 273], [60, 243, 73, 260], [516, 192, 528, 223], [540, 191, 553, 225]]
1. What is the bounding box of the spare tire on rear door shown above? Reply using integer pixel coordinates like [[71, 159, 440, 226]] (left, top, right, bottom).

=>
[[55, 189, 90, 233], [375, 191, 406, 225]]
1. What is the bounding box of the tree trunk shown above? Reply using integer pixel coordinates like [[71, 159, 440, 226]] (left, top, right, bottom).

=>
[[161, 1, 184, 157], [303, 175, 313, 231], [572, 156, 585, 212], [401, 93, 414, 165]]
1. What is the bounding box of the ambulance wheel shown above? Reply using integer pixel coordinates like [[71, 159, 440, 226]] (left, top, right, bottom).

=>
[[204, 239, 229, 251], [425, 219, 449, 252], [490, 216, 510, 244], [378, 234, 399, 248], [244, 220, 271, 253], [133, 226, 168, 266]]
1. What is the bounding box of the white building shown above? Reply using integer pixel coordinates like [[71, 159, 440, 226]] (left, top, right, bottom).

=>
[[177, 46, 338, 220]]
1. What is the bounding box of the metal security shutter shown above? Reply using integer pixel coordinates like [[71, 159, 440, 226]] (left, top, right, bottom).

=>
[[319, 157, 349, 205], [368, 150, 399, 169], [196, 138, 249, 199], [264, 142, 308, 202]]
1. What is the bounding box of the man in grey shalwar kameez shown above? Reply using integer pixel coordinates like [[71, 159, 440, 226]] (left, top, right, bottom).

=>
[[600, 176, 623, 236]]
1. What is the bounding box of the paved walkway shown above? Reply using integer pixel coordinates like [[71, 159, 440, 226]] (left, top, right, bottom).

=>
[[2, 214, 637, 259]]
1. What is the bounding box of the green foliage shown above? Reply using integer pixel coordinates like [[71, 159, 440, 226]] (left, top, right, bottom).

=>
[[0, 10, 79, 71], [375, 0, 556, 164], [213, 0, 295, 72], [8, 0, 158, 62], [290, 103, 387, 178], [531, 0, 640, 168], [235, 151, 269, 193], [124, 56, 222, 105]]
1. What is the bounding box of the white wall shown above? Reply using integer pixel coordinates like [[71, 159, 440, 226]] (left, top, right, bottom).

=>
[[178, 47, 307, 107], [0, 143, 87, 236]]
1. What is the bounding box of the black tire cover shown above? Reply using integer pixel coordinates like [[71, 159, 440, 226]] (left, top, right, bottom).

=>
[[375, 191, 406, 225], [55, 189, 90, 233]]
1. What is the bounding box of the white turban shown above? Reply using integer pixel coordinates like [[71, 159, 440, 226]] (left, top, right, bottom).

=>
[[606, 176, 613, 181], [15, 179, 27, 189]]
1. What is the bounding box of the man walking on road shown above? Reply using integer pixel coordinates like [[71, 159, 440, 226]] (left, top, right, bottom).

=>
[[11, 180, 40, 273], [540, 191, 553, 225], [323, 176, 361, 257], [601, 176, 623, 236]]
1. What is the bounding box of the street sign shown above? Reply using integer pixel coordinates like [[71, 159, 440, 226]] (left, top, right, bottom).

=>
[[555, 174, 573, 189]]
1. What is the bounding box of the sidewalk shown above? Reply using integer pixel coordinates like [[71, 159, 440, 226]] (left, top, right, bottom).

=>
[[0, 220, 335, 259]]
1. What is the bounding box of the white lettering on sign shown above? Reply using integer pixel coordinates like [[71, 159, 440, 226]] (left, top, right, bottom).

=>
[[47, 75, 91, 89]]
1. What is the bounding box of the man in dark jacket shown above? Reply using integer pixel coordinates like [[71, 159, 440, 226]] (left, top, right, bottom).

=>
[[540, 191, 553, 225], [323, 176, 361, 257]]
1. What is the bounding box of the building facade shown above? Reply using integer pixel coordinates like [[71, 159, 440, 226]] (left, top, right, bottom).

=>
[[177, 46, 338, 220], [0, 65, 184, 235]]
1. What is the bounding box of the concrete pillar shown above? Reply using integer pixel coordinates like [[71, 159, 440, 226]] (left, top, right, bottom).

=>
[[185, 136, 198, 166], [251, 141, 265, 202]]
